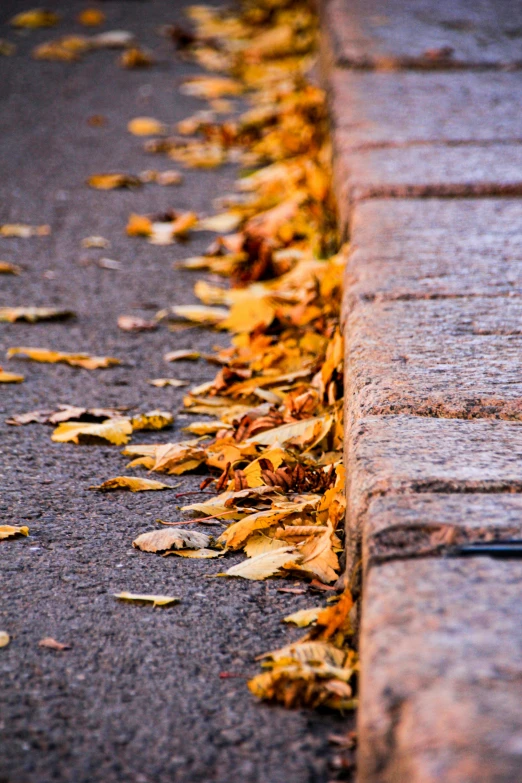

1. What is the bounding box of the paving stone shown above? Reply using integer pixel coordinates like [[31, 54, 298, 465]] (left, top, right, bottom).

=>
[[322, 0, 522, 69], [359, 555, 522, 782], [346, 416, 522, 560], [364, 492, 522, 568], [333, 142, 522, 210], [345, 296, 522, 420], [327, 71, 522, 147], [345, 199, 522, 302]]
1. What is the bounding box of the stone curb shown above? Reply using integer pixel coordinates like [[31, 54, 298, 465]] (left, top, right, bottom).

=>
[[320, 1, 522, 780]]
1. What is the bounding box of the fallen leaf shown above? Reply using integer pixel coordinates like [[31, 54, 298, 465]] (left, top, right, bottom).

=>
[[128, 117, 167, 136], [148, 378, 189, 388], [10, 9, 60, 28], [51, 418, 132, 445], [130, 410, 173, 431], [91, 476, 172, 492], [33, 36, 89, 61], [0, 224, 50, 238], [0, 368, 24, 383], [120, 47, 154, 68], [38, 637, 71, 651], [133, 528, 211, 553], [218, 546, 300, 580], [181, 76, 243, 99], [284, 607, 322, 627], [0, 307, 74, 323], [197, 213, 242, 233], [97, 258, 121, 271], [87, 173, 141, 190], [6, 404, 129, 426], [126, 213, 152, 237], [117, 315, 158, 332], [0, 632, 10, 648], [81, 236, 110, 248], [77, 8, 105, 26], [91, 30, 135, 49], [0, 40, 16, 57], [163, 349, 200, 362], [169, 305, 229, 326], [167, 548, 223, 559], [0, 261, 21, 274], [155, 170, 183, 186], [114, 592, 179, 607], [0, 525, 29, 540], [7, 347, 120, 370]]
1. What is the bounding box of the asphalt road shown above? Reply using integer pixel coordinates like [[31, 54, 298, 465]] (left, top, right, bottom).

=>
[[0, 1, 352, 782]]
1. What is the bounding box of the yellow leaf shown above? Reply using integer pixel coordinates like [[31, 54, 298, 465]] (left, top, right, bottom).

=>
[[128, 116, 167, 136], [81, 236, 110, 249], [197, 213, 242, 233], [154, 441, 207, 474], [87, 173, 141, 190], [126, 213, 152, 237], [167, 548, 223, 559], [91, 476, 171, 492], [284, 607, 322, 627], [0, 307, 74, 323], [290, 524, 339, 584], [221, 298, 275, 333], [148, 378, 189, 388], [51, 418, 132, 445], [219, 508, 302, 550], [0, 368, 24, 383], [120, 47, 154, 68], [0, 631, 10, 648], [33, 37, 90, 61], [130, 410, 174, 431], [114, 592, 179, 607], [218, 546, 301, 580], [260, 641, 347, 668], [244, 533, 288, 558], [0, 262, 21, 274], [163, 350, 200, 362], [7, 347, 120, 370], [247, 415, 332, 449], [0, 224, 50, 238], [181, 76, 243, 99], [170, 305, 229, 326], [0, 525, 29, 540], [133, 528, 211, 553], [11, 9, 60, 28], [77, 8, 105, 26]]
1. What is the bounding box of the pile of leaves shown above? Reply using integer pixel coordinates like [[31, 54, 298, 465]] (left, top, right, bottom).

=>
[[122, 0, 357, 710]]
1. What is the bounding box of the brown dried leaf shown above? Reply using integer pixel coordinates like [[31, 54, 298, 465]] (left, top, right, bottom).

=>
[[38, 637, 71, 651]]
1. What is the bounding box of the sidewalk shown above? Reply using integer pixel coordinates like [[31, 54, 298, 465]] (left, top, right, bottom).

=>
[[320, 1, 522, 780]]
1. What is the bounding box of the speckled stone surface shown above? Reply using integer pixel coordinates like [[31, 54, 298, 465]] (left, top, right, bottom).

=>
[[345, 296, 522, 419], [345, 199, 522, 302], [321, 0, 522, 69], [326, 71, 522, 148], [359, 556, 522, 782]]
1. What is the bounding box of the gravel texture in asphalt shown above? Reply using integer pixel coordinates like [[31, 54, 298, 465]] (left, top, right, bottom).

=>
[[0, 1, 352, 781]]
